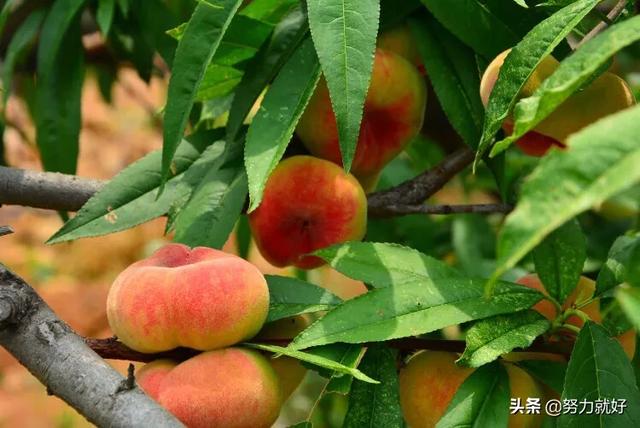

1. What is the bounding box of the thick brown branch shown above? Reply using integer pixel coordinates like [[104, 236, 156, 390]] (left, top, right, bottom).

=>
[[0, 265, 182, 427], [86, 335, 572, 363], [0, 166, 104, 212], [367, 148, 475, 216]]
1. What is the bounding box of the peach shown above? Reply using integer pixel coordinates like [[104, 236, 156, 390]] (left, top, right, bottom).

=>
[[137, 348, 281, 428], [399, 351, 545, 427], [399, 351, 473, 427], [516, 274, 601, 327], [107, 243, 269, 353], [377, 25, 424, 74], [256, 315, 311, 399], [307, 265, 368, 300], [504, 363, 545, 428], [617, 329, 637, 360], [480, 49, 634, 156], [248, 156, 367, 269], [296, 48, 427, 187]]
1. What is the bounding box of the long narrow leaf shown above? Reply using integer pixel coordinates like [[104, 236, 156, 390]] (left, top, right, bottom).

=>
[[307, 0, 380, 172]]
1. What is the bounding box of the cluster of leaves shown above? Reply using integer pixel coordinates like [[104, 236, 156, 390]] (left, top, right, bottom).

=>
[[3, 0, 640, 426]]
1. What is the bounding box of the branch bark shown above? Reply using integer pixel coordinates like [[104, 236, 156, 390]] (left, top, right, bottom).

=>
[[0, 265, 183, 427], [0, 148, 479, 218], [577, 0, 628, 48], [0, 166, 104, 212], [367, 148, 475, 216]]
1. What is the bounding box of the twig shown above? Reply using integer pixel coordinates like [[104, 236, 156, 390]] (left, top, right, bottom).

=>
[[370, 203, 513, 218], [0, 266, 183, 427], [577, 0, 627, 48], [367, 148, 475, 216]]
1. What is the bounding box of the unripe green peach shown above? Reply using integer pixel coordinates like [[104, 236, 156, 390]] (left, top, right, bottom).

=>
[[256, 315, 311, 399], [296, 48, 427, 187], [480, 49, 635, 156], [107, 243, 269, 353], [137, 348, 282, 428], [248, 156, 367, 269]]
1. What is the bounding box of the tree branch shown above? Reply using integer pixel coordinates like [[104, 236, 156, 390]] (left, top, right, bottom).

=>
[[0, 264, 183, 427], [84, 335, 572, 363], [367, 148, 475, 216], [577, 0, 627, 48], [369, 203, 513, 218], [0, 148, 484, 218], [0, 166, 104, 212]]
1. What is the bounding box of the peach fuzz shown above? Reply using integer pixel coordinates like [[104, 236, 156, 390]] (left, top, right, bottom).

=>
[[137, 348, 281, 428], [480, 49, 634, 156], [296, 48, 427, 186], [248, 156, 367, 269], [107, 243, 269, 353]]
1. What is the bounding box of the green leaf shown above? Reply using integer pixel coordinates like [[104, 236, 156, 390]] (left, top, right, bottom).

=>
[[420, 0, 520, 58], [437, 362, 510, 428], [495, 15, 640, 156], [616, 288, 640, 332], [517, 360, 567, 394], [307, 0, 381, 172], [47, 131, 225, 244], [2, 9, 46, 106], [35, 0, 86, 174], [452, 214, 496, 278], [240, 0, 299, 24], [289, 276, 543, 350], [343, 345, 403, 428], [244, 343, 378, 384], [533, 219, 586, 303], [459, 311, 551, 368], [491, 105, 640, 288], [173, 166, 247, 249], [597, 234, 640, 295], [266, 275, 342, 323], [196, 64, 243, 101], [325, 344, 363, 394], [408, 13, 484, 148], [315, 242, 463, 289], [476, 0, 601, 163], [303, 343, 365, 380], [162, 0, 242, 185], [97, 0, 116, 35], [245, 38, 321, 212], [558, 322, 640, 427], [226, 6, 308, 141], [168, 15, 274, 67]]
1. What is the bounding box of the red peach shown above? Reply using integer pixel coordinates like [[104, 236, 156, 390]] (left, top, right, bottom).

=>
[[248, 156, 367, 269], [296, 48, 427, 186], [137, 348, 281, 428], [107, 243, 269, 353]]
